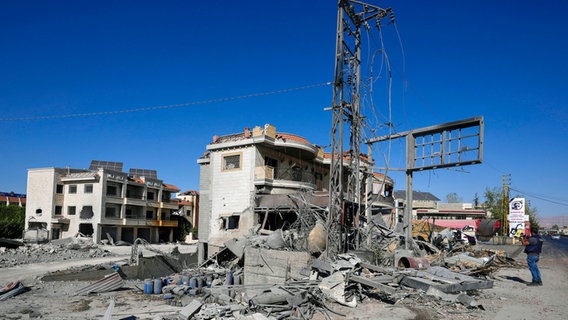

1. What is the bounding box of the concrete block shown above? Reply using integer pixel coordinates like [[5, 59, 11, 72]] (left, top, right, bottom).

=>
[[244, 247, 311, 296], [178, 299, 202, 320], [224, 238, 246, 259]]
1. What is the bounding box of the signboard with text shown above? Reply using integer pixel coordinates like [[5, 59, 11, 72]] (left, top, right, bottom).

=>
[[508, 198, 527, 237]]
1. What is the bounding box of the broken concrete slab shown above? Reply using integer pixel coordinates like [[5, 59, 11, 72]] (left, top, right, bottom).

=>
[[179, 299, 202, 320], [319, 272, 357, 307], [444, 252, 495, 268], [266, 229, 286, 249], [250, 287, 293, 306], [224, 237, 247, 259], [400, 267, 493, 293], [244, 247, 311, 296], [456, 292, 483, 309], [74, 272, 124, 296], [312, 258, 333, 273], [424, 286, 459, 302], [349, 275, 397, 295], [426, 265, 495, 285]]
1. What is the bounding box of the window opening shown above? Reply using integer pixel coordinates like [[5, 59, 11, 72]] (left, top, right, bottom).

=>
[[223, 154, 241, 171]]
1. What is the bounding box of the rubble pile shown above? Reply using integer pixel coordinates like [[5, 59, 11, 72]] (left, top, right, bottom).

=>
[[0, 200, 523, 319], [0, 236, 111, 268], [96, 231, 503, 320]]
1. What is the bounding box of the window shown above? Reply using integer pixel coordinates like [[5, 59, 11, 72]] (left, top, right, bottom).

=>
[[265, 156, 278, 177], [223, 154, 241, 171], [84, 184, 93, 193], [35, 208, 42, 216], [147, 192, 155, 201], [55, 206, 62, 216], [80, 206, 94, 219], [78, 223, 94, 236], [265, 156, 277, 167], [56, 185, 64, 194], [222, 215, 240, 230], [105, 207, 117, 218], [107, 185, 118, 196], [69, 185, 77, 194], [68, 206, 76, 215]]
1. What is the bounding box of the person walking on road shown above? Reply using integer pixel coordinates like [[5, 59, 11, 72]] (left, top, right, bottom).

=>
[[521, 228, 544, 286]]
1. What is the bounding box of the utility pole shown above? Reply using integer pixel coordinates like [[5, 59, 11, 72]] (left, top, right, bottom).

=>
[[327, 0, 390, 255], [501, 174, 511, 236]]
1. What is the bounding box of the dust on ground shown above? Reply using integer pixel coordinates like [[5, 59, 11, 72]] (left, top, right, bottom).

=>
[[1, 241, 567, 320]]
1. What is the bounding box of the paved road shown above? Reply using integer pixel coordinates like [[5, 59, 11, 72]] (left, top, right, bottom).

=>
[[485, 234, 568, 320]]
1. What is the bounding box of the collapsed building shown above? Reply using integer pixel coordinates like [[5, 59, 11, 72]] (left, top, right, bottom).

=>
[[196, 124, 395, 263]]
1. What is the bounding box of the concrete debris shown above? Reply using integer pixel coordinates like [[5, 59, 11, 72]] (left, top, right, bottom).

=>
[[74, 272, 125, 296], [456, 292, 484, 309], [179, 299, 202, 320], [4, 210, 516, 319], [319, 272, 357, 307], [444, 251, 494, 269], [224, 237, 247, 259], [0, 236, 110, 268], [0, 281, 29, 301]]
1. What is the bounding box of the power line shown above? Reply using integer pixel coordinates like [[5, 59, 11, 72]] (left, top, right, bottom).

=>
[[509, 186, 568, 208], [0, 82, 332, 121]]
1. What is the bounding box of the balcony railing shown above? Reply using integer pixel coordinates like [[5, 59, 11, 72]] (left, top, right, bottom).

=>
[[255, 166, 316, 185]]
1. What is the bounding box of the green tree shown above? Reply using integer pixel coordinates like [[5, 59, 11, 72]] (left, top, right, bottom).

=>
[[482, 187, 505, 219], [473, 193, 480, 208], [552, 224, 559, 230], [524, 200, 540, 231], [0, 205, 25, 239], [446, 192, 462, 203]]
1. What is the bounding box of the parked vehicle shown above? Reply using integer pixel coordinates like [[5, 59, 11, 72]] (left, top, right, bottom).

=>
[[551, 233, 561, 240]]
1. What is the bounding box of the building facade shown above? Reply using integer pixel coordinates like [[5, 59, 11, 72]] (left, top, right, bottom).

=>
[[197, 124, 394, 261], [0, 192, 26, 207], [25, 162, 180, 243]]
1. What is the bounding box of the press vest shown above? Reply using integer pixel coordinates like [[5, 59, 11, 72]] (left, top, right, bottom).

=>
[[524, 235, 544, 255]]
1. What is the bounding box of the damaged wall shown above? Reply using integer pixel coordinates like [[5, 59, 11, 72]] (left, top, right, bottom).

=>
[[203, 146, 256, 254]]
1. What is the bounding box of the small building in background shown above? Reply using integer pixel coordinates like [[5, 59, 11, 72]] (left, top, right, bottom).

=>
[[174, 190, 199, 241], [0, 192, 26, 207]]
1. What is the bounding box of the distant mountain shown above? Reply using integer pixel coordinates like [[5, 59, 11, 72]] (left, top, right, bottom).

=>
[[538, 216, 568, 228]]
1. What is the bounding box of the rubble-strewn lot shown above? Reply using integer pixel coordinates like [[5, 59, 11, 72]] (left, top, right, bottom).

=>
[[1, 230, 567, 319], [0, 238, 112, 268], [0, 236, 548, 320]]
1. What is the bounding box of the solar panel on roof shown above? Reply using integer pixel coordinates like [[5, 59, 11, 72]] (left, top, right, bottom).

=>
[[129, 168, 158, 179], [89, 160, 123, 172]]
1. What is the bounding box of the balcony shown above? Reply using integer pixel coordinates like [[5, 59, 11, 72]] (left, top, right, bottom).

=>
[[146, 219, 178, 227], [254, 165, 317, 191], [51, 216, 70, 224], [160, 200, 179, 210]]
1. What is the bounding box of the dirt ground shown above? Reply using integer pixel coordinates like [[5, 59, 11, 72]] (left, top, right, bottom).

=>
[[1, 242, 567, 320]]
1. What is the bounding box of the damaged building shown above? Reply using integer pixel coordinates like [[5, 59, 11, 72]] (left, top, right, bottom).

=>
[[25, 161, 183, 244], [196, 124, 395, 262]]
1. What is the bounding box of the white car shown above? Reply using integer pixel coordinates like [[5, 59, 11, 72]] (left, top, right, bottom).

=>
[[551, 234, 561, 240]]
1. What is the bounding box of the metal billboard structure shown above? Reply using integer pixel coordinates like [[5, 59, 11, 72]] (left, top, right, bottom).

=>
[[366, 116, 485, 248]]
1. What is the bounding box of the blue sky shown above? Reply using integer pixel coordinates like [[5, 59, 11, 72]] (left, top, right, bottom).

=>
[[1, 1, 567, 217]]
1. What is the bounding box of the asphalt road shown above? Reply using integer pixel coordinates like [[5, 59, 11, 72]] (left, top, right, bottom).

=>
[[540, 234, 568, 276], [483, 234, 568, 320]]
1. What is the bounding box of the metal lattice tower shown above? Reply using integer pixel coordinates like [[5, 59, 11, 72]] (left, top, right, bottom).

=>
[[327, 0, 390, 255]]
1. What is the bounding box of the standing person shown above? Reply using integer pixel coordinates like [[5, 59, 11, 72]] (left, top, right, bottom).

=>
[[521, 228, 544, 286]]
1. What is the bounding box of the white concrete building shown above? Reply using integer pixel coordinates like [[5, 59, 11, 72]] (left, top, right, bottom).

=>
[[25, 162, 180, 243], [196, 124, 395, 262]]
